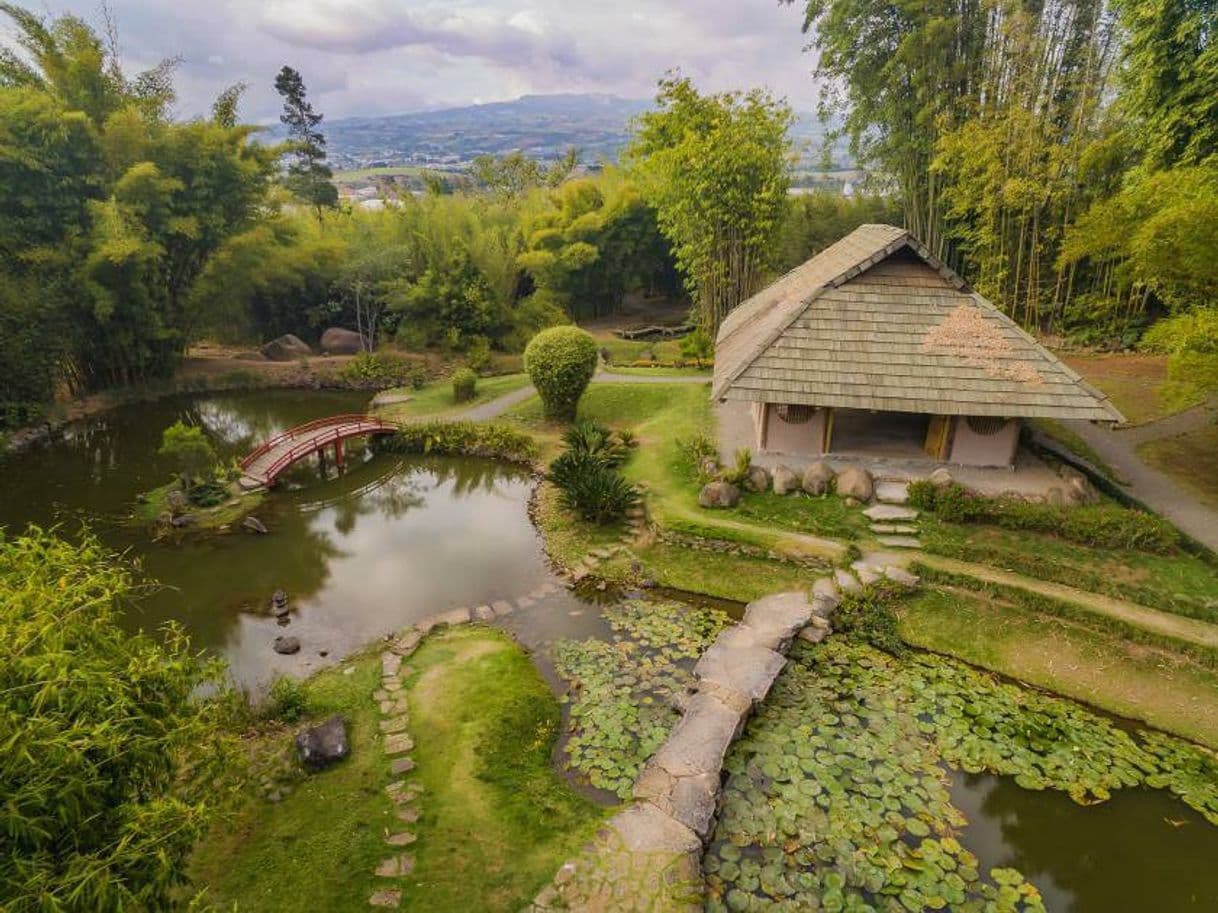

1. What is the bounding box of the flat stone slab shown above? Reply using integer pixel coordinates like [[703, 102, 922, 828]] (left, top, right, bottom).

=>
[[473, 604, 496, 622], [870, 523, 919, 535], [384, 733, 414, 755], [416, 607, 471, 631], [385, 831, 417, 846], [644, 691, 746, 779], [375, 854, 414, 877], [874, 480, 910, 504], [885, 566, 921, 587], [876, 535, 922, 549], [834, 568, 863, 594], [379, 716, 409, 733], [390, 756, 417, 775], [741, 592, 815, 650], [693, 638, 787, 705], [491, 599, 514, 617], [516, 595, 536, 609], [369, 889, 401, 907], [381, 652, 402, 678], [863, 504, 920, 522], [396, 807, 419, 823], [607, 802, 701, 855], [389, 630, 422, 656]]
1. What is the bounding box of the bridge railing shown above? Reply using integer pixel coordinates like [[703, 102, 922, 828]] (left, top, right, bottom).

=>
[[250, 418, 399, 482], [240, 414, 389, 470]]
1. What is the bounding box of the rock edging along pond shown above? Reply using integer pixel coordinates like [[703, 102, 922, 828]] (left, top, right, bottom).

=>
[[531, 572, 917, 912]]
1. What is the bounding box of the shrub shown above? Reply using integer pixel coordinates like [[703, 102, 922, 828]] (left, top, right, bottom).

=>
[[524, 326, 599, 422], [158, 420, 217, 493], [1, 528, 227, 909], [548, 452, 637, 525], [187, 479, 229, 508], [677, 433, 720, 483], [409, 365, 428, 391], [721, 448, 752, 487], [386, 420, 538, 464], [912, 482, 1180, 552], [265, 675, 309, 723], [465, 335, 493, 373], [833, 583, 907, 655], [679, 328, 714, 361], [338, 352, 408, 388], [561, 419, 634, 468], [452, 367, 478, 403], [1140, 308, 1218, 355]]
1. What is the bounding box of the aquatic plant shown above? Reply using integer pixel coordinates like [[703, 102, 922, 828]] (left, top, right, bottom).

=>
[[553, 598, 731, 797]]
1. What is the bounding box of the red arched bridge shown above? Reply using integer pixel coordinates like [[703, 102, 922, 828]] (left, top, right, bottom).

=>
[[239, 414, 400, 488]]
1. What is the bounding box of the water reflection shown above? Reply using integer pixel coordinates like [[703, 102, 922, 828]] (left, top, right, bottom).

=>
[[952, 771, 1218, 911]]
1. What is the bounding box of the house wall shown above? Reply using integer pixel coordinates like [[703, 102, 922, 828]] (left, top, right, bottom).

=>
[[949, 417, 1020, 467], [764, 405, 827, 456]]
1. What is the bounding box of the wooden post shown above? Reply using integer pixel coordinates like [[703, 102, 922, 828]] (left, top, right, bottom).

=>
[[756, 403, 770, 452], [821, 408, 835, 454], [335, 437, 345, 469]]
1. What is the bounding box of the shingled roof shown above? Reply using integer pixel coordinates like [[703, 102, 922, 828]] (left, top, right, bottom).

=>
[[713, 224, 1123, 422]]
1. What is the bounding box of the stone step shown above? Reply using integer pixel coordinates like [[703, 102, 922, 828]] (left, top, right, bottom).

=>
[[869, 523, 919, 535], [863, 504, 919, 522], [876, 535, 922, 549], [874, 480, 910, 504]]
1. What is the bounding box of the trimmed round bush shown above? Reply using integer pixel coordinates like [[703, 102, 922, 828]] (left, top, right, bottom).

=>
[[524, 326, 599, 422], [451, 367, 478, 403]]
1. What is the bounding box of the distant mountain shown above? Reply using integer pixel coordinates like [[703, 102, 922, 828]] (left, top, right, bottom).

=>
[[286, 93, 853, 176]]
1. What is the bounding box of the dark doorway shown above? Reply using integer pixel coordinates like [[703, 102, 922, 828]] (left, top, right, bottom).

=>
[[830, 409, 929, 458]]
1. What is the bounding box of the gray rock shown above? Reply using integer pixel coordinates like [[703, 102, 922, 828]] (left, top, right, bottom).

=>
[[242, 515, 268, 534], [744, 465, 771, 493], [698, 480, 740, 509], [260, 333, 312, 361], [741, 591, 816, 651], [320, 326, 364, 355], [170, 514, 195, 528], [273, 635, 301, 654], [863, 504, 920, 522], [801, 461, 835, 496], [834, 568, 863, 594], [295, 714, 349, 769], [876, 535, 922, 549], [771, 464, 799, 495], [929, 467, 954, 488], [606, 802, 701, 855], [165, 489, 188, 514], [642, 691, 745, 780], [884, 566, 921, 587], [835, 464, 874, 501], [874, 480, 910, 504], [693, 637, 787, 705]]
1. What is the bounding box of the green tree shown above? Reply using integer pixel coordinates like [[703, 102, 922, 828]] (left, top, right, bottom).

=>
[[158, 420, 217, 493], [274, 66, 338, 214], [524, 325, 599, 422], [627, 74, 793, 333], [0, 527, 227, 911]]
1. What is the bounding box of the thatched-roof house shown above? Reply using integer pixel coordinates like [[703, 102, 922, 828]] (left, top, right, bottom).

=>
[[712, 224, 1122, 468]]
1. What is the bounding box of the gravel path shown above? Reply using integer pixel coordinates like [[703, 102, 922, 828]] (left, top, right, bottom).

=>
[[1065, 403, 1218, 551]]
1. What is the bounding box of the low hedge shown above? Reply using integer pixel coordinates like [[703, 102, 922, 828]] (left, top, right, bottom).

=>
[[384, 421, 537, 464], [909, 481, 1179, 553]]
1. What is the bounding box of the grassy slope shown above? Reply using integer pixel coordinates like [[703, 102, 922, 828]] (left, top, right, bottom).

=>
[[190, 654, 395, 912], [376, 373, 533, 423], [1062, 352, 1188, 424], [191, 629, 599, 913], [402, 627, 603, 911], [898, 586, 1218, 749], [131, 480, 263, 530], [1138, 423, 1218, 511]]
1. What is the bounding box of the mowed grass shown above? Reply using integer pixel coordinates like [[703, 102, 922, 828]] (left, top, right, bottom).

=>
[[1062, 352, 1184, 424], [190, 654, 398, 913], [1139, 423, 1218, 511], [401, 627, 603, 911], [897, 586, 1218, 750], [919, 518, 1218, 623], [376, 372, 533, 422]]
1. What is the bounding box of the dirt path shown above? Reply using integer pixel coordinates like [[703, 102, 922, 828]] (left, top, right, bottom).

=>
[[919, 554, 1218, 652], [1064, 404, 1218, 551]]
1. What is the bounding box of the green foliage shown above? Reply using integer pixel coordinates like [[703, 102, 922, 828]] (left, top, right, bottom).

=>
[[676, 433, 720, 483], [774, 189, 901, 272], [678, 328, 714, 361], [451, 367, 477, 403], [386, 420, 537, 464], [553, 598, 731, 797], [560, 418, 634, 468], [833, 584, 906, 654], [274, 66, 337, 213], [264, 675, 310, 723], [628, 74, 793, 333], [0, 527, 227, 911], [187, 479, 229, 508], [720, 447, 752, 487], [547, 454, 637, 525], [409, 365, 428, 390], [337, 352, 408, 388], [1141, 307, 1218, 355], [158, 420, 217, 492], [523, 325, 598, 422], [910, 482, 1180, 553]]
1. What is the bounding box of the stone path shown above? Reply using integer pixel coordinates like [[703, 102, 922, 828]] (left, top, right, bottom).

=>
[[531, 568, 920, 912], [864, 486, 924, 550], [1061, 405, 1218, 552]]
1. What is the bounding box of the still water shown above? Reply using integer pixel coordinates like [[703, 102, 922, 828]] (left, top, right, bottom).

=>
[[3, 390, 1217, 910]]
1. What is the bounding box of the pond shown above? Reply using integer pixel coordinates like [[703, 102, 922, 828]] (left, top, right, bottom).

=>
[[0, 390, 603, 691]]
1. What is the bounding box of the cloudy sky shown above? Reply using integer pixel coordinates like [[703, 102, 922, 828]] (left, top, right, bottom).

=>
[[16, 1, 820, 122]]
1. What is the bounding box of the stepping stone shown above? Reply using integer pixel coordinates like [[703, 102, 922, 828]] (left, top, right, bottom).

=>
[[389, 630, 422, 656], [592, 548, 614, 559], [375, 854, 414, 878], [373, 689, 390, 702], [869, 524, 919, 535], [876, 535, 922, 549], [515, 595, 536, 609], [384, 733, 414, 755], [863, 504, 919, 522], [382, 680, 402, 692], [415, 607, 471, 632], [369, 889, 401, 907], [396, 807, 419, 823], [473, 604, 495, 622], [378, 700, 397, 715], [379, 715, 409, 734], [569, 567, 589, 583], [390, 756, 416, 775], [385, 831, 416, 846], [833, 568, 863, 594], [582, 555, 600, 568], [538, 581, 560, 595], [885, 566, 921, 587], [851, 562, 882, 586], [381, 652, 402, 678], [491, 599, 514, 617], [874, 480, 910, 504]]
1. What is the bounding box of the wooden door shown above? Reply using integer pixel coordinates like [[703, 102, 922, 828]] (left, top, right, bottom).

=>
[[924, 415, 952, 460]]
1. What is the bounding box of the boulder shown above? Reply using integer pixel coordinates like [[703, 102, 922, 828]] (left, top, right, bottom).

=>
[[771, 464, 799, 495], [320, 327, 364, 355], [242, 515, 268, 534], [699, 457, 720, 480], [273, 635, 301, 655], [698, 481, 740, 509], [744, 465, 770, 493], [170, 514, 195, 528], [802, 461, 835, 496], [836, 464, 875, 501], [1059, 466, 1099, 505], [929, 467, 954, 488], [295, 714, 349, 770], [259, 333, 311, 362]]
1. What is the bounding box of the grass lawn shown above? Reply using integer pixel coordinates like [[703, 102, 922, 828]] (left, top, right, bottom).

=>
[[897, 585, 1218, 750], [131, 480, 263, 531], [919, 517, 1218, 623], [190, 653, 398, 912], [400, 627, 603, 911], [1028, 417, 1123, 480], [375, 373, 532, 423], [1138, 423, 1218, 511], [604, 365, 712, 377], [588, 334, 686, 366], [1062, 352, 1190, 424]]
